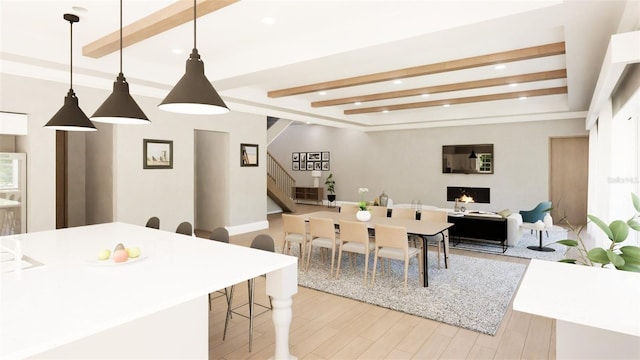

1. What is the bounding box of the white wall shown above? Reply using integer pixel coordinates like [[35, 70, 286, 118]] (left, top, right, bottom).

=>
[[1, 73, 268, 233], [195, 130, 229, 231], [269, 119, 588, 213]]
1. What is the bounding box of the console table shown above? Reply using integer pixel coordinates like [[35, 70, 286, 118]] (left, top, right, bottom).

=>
[[447, 214, 508, 252], [293, 187, 323, 204]]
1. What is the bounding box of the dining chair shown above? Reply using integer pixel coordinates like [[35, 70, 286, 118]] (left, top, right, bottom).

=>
[[370, 206, 388, 218], [175, 221, 193, 236], [336, 220, 374, 284], [281, 214, 307, 261], [145, 216, 160, 229], [339, 204, 359, 214], [419, 210, 449, 269], [209, 227, 229, 243], [223, 234, 274, 352], [371, 223, 423, 290], [306, 217, 339, 275], [208, 227, 230, 310], [391, 207, 416, 219]]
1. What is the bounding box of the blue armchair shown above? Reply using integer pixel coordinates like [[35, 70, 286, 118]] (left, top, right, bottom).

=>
[[520, 201, 552, 223]]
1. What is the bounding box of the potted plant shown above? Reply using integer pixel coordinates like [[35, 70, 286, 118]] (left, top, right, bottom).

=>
[[325, 173, 336, 202], [555, 192, 640, 272]]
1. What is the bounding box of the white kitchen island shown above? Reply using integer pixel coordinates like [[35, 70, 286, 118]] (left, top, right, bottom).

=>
[[1, 222, 298, 359], [514, 259, 640, 359]]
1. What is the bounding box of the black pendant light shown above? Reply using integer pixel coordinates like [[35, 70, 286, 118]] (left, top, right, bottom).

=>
[[45, 14, 97, 131], [158, 0, 229, 115], [469, 149, 478, 159], [91, 0, 149, 124]]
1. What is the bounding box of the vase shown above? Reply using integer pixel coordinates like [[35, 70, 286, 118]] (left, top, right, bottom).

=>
[[356, 210, 371, 222]]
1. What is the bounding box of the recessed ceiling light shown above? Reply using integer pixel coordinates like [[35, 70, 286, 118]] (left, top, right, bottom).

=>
[[261, 17, 276, 25], [318, 91, 327, 96], [382, 110, 389, 113], [305, 121, 311, 125], [494, 64, 506, 70], [519, 96, 527, 100], [393, 80, 403, 85], [72, 6, 88, 13], [443, 104, 451, 107], [354, 102, 362, 105], [421, 94, 429, 97], [171, 48, 183, 54], [509, 83, 518, 87]]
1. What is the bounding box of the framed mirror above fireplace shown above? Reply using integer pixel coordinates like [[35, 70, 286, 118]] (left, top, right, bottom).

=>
[[442, 144, 493, 174]]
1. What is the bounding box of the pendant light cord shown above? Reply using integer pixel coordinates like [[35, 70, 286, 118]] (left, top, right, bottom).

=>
[[193, 0, 197, 49], [69, 18, 73, 89], [120, 0, 123, 73]]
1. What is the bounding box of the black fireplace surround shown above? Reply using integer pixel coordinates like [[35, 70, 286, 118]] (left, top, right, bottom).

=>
[[447, 187, 490, 204]]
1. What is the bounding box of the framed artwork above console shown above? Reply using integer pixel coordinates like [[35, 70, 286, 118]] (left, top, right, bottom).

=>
[[292, 151, 329, 171]]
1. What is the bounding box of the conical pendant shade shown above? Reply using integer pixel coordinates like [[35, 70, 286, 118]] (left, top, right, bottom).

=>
[[159, 49, 229, 115], [44, 13, 96, 132], [45, 89, 97, 131], [469, 150, 478, 159], [92, 73, 150, 124]]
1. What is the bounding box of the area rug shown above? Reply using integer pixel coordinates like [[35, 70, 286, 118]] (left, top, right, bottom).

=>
[[297, 251, 526, 336], [449, 229, 569, 261]]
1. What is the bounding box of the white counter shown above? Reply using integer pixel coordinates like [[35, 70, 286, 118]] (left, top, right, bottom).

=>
[[514, 259, 640, 358], [1, 222, 298, 359]]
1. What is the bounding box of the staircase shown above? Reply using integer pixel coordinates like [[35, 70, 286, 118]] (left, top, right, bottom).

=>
[[267, 152, 296, 212]]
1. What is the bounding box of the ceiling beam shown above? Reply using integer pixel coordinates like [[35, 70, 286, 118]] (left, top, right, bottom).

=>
[[268, 42, 566, 98], [344, 86, 568, 115], [312, 69, 567, 107], [83, 0, 239, 59]]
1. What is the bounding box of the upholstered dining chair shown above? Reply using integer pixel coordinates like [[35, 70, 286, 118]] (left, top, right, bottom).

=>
[[370, 206, 388, 218], [371, 224, 423, 290], [339, 204, 359, 214], [175, 221, 193, 236], [209, 227, 229, 243], [306, 217, 339, 275], [145, 216, 160, 229], [419, 210, 449, 269], [282, 214, 307, 261], [223, 234, 274, 352], [336, 220, 374, 284], [391, 207, 416, 220]]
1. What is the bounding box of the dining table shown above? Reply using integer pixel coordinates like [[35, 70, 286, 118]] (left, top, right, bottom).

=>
[[300, 211, 453, 287]]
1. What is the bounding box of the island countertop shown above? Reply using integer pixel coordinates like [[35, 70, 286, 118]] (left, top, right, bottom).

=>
[[1, 222, 297, 359]]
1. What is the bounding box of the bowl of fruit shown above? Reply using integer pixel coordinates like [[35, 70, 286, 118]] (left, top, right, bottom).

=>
[[92, 243, 145, 265]]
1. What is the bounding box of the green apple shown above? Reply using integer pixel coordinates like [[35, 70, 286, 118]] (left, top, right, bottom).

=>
[[126, 247, 141, 258], [97, 249, 111, 260]]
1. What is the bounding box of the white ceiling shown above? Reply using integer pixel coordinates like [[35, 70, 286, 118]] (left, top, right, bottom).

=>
[[0, 0, 634, 131]]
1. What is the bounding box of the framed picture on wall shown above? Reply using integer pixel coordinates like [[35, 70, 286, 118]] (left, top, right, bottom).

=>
[[292, 152, 299, 161], [322, 161, 330, 171], [300, 161, 306, 170], [292, 162, 300, 171], [307, 152, 321, 161], [143, 139, 173, 169], [306, 162, 314, 170], [241, 143, 259, 167], [322, 152, 330, 161]]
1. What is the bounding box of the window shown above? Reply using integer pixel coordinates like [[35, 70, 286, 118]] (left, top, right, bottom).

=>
[[477, 153, 492, 173], [0, 158, 18, 189]]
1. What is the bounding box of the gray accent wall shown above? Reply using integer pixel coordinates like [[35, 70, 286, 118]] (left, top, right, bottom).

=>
[[269, 119, 589, 213]]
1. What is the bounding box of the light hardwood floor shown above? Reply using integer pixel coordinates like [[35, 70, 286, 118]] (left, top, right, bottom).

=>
[[199, 204, 555, 360]]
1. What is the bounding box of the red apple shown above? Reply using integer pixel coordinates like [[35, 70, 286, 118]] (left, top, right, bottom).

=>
[[112, 249, 129, 263]]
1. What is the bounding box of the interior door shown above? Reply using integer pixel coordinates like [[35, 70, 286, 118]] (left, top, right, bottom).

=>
[[549, 136, 589, 226]]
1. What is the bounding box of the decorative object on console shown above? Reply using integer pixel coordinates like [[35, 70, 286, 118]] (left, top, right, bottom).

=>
[[44, 14, 97, 132], [311, 170, 322, 187], [379, 191, 389, 207], [554, 192, 640, 272]]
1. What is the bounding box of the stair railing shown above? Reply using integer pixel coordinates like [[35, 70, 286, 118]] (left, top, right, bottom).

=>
[[267, 152, 295, 199]]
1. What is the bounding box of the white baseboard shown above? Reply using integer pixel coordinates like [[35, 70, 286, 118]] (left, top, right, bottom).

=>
[[226, 220, 269, 236]]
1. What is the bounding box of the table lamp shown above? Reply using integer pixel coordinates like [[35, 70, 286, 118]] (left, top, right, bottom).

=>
[[311, 170, 322, 187]]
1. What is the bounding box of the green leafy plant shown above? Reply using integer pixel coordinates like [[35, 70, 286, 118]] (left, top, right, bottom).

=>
[[358, 187, 369, 211], [324, 173, 335, 194], [555, 192, 640, 272]]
